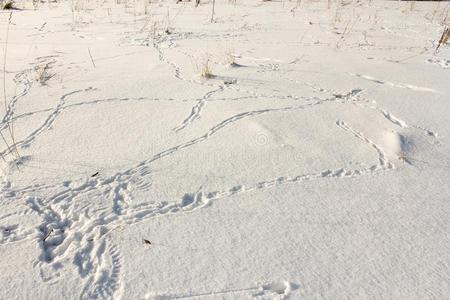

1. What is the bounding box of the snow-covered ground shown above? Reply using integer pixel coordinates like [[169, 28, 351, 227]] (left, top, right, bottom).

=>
[[0, 0, 449, 299]]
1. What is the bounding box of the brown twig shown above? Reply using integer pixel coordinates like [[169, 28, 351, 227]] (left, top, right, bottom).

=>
[[43, 228, 53, 242], [435, 27, 449, 54]]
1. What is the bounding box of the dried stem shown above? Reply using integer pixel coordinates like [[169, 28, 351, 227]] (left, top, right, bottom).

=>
[[2, 12, 20, 170]]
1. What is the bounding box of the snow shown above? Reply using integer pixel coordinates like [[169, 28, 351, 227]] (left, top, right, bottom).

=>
[[0, 0, 449, 299]]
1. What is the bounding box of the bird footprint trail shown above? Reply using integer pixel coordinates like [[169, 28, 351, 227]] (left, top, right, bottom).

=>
[[173, 86, 224, 132], [0, 90, 378, 280], [79, 237, 123, 300], [146, 280, 298, 299], [3, 159, 167, 297], [426, 57, 450, 69], [177, 119, 395, 213], [0, 71, 426, 300], [348, 72, 441, 94], [4, 105, 393, 299], [376, 106, 437, 137], [0, 25, 433, 297], [22, 187, 127, 297], [0, 56, 61, 137], [0, 87, 95, 158], [1, 3, 448, 299], [0, 69, 33, 133]]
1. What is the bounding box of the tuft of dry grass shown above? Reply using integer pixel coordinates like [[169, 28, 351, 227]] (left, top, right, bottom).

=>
[[224, 49, 236, 66], [200, 58, 213, 78], [2, 1, 16, 10], [35, 62, 56, 85], [196, 55, 214, 79]]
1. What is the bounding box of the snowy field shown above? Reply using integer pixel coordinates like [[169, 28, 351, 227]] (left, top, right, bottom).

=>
[[0, 0, 449, 299]]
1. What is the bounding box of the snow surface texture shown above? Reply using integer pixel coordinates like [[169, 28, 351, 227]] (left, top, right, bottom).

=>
[[0, 0, 449, 299]]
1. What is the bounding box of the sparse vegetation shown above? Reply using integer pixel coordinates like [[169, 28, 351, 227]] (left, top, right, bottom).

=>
[[35, 62, 56, 85], [1, 1, 16, 10], [198, 55, 214, 78], [224, 49, 236, 66]]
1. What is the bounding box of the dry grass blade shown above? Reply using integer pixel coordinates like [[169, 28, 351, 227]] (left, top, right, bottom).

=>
[[201, 58, 213, 78], [435, 27, 450, 53], [2, 12, 20, 168], [88, 47, 96, 68], [0, 129, 18, 170], [211, 0, 216, 23]]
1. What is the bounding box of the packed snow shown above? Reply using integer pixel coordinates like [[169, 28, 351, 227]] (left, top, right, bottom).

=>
[[0, 0, 449, 299]]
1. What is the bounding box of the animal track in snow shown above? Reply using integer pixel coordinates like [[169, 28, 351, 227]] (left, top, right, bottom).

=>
[[143, 89, 363, 167], [0, 87, 95, 158], [145, 280, 298, 299], [355, 100, 438, 137], [426, 57, 450, 69], [173, 86, 224, 132], [0, 69, 33, 133], [175, 120, 395, 213], [379, 109, 438, 137], [0, 223, 35, 244], [2, 5, 447, 299], [0, 69, 414, 299], [5, 103, 389, 297], [349, 72, 441, 94], [79, 237, 123, 300], [23, 189, 127, 296]]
